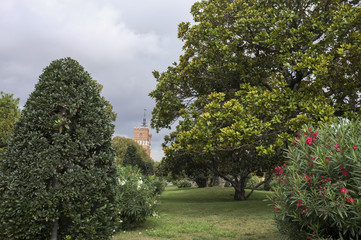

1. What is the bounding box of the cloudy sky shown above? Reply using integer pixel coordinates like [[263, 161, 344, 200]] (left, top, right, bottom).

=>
[[0, 0, 197, 161]]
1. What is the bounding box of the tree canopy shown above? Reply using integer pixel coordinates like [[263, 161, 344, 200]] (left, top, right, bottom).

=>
[[0, 92, 21, 151], [150, 0, 361, 200]]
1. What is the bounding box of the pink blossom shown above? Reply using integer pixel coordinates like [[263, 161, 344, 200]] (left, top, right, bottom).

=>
[[302, 209, 308, 214], [343, 171, 348, 177], [313, 132, 318, 137], [308, 128, 312, 132], [353, 145, 357, 150], [275, 206, 278, 210], [306, 137, 313, 145], [340, 187, 349, 193], [325, 157, 330, 162], [304, 175, 311, 182]]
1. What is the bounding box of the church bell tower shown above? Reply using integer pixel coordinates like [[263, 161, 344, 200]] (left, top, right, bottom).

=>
[[134, 109, 152, 159]]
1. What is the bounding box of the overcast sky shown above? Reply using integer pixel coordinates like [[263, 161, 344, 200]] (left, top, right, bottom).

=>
[[0, 0, 197, 161]]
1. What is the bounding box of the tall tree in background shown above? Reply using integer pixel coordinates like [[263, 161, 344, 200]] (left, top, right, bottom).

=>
[[112, 136, 149, 164], [0, 92, 21, 151], [150, 0, 361, 200], [123, 145, 154, 175], [0, 58, 118, 239]]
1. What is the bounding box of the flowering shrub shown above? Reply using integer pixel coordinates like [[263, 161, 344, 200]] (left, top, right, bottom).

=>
[[115, 166, 160, 230], [270, 120, 361, 239], [149, 177, 167, 195]]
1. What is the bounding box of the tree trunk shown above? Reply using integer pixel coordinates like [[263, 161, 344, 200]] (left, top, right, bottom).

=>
[[233, 180, 246, 201], [50, 219, 58, 240]]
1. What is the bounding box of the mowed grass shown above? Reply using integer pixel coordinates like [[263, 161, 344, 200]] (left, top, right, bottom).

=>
[[113, 186, 282, 240]]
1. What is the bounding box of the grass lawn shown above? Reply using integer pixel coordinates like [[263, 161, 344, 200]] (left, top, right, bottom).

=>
[[113, 186, 282, 240]]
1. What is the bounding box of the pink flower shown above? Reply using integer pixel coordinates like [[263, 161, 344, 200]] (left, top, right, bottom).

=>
[[312, 157, 316, 161], [341, 167, 345, 171], [302, 209, 308, 214], [325, 157, 329, 162], [340, 187, 349, 193], [308, 128, 312, 132], [313, 132, 319, 137], [343, 171, 348, 177], [353, 145, 357, 150], [350, 198, 354, 203], [306, 137, 313, 145], [304, 175, 311, 182], [275, 206, 278, 210], [297, 203, 301, 207], [335, 143, 339, 148]]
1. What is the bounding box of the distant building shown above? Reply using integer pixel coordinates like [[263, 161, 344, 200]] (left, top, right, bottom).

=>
[[134, 112, 152, 159]]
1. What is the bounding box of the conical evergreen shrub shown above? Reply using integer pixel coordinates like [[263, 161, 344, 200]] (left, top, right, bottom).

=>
[[0, 58, 118, 240]]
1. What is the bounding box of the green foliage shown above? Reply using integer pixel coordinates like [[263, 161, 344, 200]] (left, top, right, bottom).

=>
[[112, 136, 149, 164], [123, 145, 154, 175], [176, 179, 193, 188], [151, 177, 167, 195], [115, 165, 159, 230], [270, 119, 361, 239], [0, 58, 117, 240], [246, 176, 262, 190], [0, 92, 21, 151], [150, 0, 360, 201]]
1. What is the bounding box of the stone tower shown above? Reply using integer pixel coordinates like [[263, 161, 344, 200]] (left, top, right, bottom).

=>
[[134, 110, 152, 159]]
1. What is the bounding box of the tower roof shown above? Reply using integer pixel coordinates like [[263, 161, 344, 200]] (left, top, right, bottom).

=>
[[141, 108, 148, 127]]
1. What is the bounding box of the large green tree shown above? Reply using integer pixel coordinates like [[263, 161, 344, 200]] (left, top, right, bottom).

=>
[[150, 0, 361, 200], [0, 58, 118, 239], [0, 92, 21, 151]]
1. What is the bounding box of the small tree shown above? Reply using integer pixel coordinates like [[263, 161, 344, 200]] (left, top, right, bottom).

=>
[[0, 58, 117, 240], [0, 92, 21, 151]]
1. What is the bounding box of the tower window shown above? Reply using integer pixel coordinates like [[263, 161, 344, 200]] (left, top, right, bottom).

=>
[[139, 133, 142, 138]]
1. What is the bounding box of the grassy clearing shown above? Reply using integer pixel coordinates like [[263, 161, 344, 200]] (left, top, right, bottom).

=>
[[113, 186, 282, 240]]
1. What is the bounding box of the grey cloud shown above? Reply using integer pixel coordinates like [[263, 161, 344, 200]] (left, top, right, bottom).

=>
[[0, 0, 197, 161]]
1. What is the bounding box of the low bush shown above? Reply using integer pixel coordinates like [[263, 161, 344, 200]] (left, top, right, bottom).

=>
[[115, 166, 159, 230], [176, 179, 192, 188], [246, 175, 261, 189], [224, 181, 232, 187], [270, 119, 361, 239], [150, 177, 167, 195]]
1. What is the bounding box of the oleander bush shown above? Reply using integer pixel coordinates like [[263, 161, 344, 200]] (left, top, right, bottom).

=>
[[150, 177, 167, 195], [270, 119, 361, 240], [0, 58, 117, 240], [115, 166, 159, 230]]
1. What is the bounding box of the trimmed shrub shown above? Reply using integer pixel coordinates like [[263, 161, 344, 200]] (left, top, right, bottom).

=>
[[115, 166, 159, 230], [270, 119, 361, 239], [176, 179, 192, 188], [0, 58, 117, 240], [246, 175, 261, 189]]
